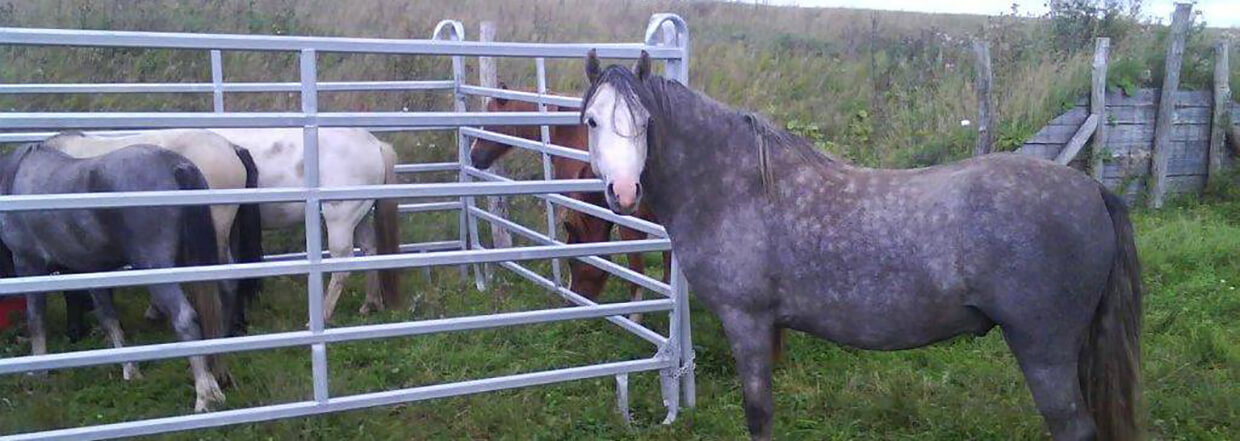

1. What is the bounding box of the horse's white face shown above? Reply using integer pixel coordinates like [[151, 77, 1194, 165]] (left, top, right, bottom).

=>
[[584, 83, 649, 215]]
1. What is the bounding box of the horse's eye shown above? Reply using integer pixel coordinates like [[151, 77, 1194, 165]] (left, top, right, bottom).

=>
[[586, 117, 598, 128]]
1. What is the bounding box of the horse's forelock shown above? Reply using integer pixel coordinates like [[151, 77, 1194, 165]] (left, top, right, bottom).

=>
[[581, 65, 651, 139]]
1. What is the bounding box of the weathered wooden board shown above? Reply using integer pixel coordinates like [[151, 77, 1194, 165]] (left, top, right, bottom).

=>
[[1103, 174, 1204, 202], [1026, 122, 1209, 145], [1046, 106, 1212, 127], [1075, 89, 1212, 107], [1017, 86, 1236, 202]]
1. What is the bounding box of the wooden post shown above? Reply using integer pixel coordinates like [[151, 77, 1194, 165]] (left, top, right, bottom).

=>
[[1090, 38, 1110, 182], [1208, 40, 1232, 187], [973, 40, 995, 156], [1149, 2, 1193, 208], [478, 21, 513, 252]]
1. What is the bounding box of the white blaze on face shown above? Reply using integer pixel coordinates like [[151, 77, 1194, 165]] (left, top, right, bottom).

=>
[[584, 84, 648, 212]]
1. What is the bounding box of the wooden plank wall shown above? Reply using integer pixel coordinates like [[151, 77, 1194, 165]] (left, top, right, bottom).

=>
[[1018, 88, 1239, 202]]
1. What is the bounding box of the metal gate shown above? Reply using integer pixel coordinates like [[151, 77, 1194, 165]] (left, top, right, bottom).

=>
[[0, 13, 693, 440]]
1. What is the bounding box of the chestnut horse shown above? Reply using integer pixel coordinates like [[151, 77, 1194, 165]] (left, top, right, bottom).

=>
[[468, 84, 669, 310]]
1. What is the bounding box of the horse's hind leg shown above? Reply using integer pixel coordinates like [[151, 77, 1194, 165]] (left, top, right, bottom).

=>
[[89, 289, 141, 380], [321, 201, 369, 323], [148, 283, 224, 412], [353, 213, 384, 315], [1003, 326, 1096, 440]]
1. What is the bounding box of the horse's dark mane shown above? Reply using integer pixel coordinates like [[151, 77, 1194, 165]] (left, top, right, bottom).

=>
[[583, 64, 845, 172]]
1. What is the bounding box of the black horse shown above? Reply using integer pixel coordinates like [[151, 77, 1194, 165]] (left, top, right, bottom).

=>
[[580, 51, 1141, 441], [0, 143, 228, 412]]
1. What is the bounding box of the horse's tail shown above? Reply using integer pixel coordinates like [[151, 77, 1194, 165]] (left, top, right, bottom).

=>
[[1079, 186, 1143, 440], [173, 163, 225, 343], [373, 140, 402, 308], [230, 145, 264, 308]]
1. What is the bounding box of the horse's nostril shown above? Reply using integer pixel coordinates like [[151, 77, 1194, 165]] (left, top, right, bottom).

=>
[[607, 182, 616, 198], [634, 182, 642, 199]]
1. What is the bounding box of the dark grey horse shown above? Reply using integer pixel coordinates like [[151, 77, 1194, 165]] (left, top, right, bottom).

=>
[[0, 143, 227, 412], [579, 51, 1141, 441]]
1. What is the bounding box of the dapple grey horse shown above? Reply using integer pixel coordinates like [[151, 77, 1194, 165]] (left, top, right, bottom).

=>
[[580, 51, 1141, 440], [0, 143, 227, 412]]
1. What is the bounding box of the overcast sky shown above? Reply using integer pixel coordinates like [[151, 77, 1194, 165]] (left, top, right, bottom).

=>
[[737, 1, 1240, 27]]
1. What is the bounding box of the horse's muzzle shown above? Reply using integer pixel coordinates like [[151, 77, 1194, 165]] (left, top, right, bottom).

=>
[[605, 180, 641, 215]]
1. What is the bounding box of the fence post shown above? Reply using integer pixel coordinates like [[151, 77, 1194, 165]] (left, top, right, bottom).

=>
[[973, 40, 994, 156], [1090, 38, 1110, 182], [479, 21, 513, 266], [210, 50, 224, 112], [299, 48, 330, 404], [1149, 2, 1193, 208], [1209, 40, 1232, 187]]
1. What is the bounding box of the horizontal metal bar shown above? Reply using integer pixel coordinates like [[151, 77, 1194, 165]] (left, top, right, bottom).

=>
[[468, 205, 670, 296], [0, 27, 684, 59], [0, 299, 671, 375], [0, 239, 668, 295], [460, 127, 590, 162], [497, 259, 667, 346], [464, 166, 667, 237], [228, 80, 456, 93], [0, 180, 605, 212], [0, 80, 455, 95], [398, 201, 461, 213], [1, 357, 669, 441], [459, 85, 581, 108], [0, 127, 458, 144], [394, 162, 460, 174], [262, 240, 461, 262], [0, 111, 581, 129]]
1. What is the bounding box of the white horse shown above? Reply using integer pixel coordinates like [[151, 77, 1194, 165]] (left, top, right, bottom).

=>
[[209, 128, 401, 322], [46, 129, 264, 337]]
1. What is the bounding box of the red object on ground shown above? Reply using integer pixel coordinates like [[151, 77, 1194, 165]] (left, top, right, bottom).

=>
[[0, 296, 25, 330]]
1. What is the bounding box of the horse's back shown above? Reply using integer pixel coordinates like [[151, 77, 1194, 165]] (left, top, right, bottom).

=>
[[46, 129, 246, 192], [209, 128, 386, 188]]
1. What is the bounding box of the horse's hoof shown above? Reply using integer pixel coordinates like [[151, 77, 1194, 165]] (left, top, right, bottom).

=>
[[122, 363, 143, 381], [628, 313, 644, 324], [194, 379, 226, 413], [358, 301, 383, 315], [25, 370, 48, 380], [144, 305, 163, 321]]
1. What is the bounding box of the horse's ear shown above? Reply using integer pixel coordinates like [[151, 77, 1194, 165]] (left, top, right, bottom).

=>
[[634, 50, 651, 80], [585, 49, 601, 84], [494, 81, 509, 106]]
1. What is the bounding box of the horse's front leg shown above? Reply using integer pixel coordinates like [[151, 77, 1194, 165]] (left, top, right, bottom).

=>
[[718, 307, 777, 441], [63, 290, 94, 343], [25, 292, 49, 377], [618, 226, 647, 323]]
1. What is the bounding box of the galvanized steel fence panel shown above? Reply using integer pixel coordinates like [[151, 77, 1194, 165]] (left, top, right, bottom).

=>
[[0, 13, 694, 441]]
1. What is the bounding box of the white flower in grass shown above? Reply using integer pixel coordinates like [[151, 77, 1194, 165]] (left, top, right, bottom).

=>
[[960, 119, 971, 127]]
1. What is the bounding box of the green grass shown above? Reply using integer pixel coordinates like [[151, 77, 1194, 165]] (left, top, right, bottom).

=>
[[2, 197, 1238, 440]]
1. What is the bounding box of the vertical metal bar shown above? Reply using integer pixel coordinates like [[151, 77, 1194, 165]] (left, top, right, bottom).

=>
[[210, 50, 224, 112], [300, 48, 329, 404], [536, 57, 562, 290], [673, 256, 695, 407], [666, 16, 695, 409], [615, 373, 631, 425], [445, 27, 485, 290]]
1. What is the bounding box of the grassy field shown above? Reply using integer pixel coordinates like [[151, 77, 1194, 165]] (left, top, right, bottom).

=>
[[0, 0, 1238, 439], [1, 197, 1238, 440]]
